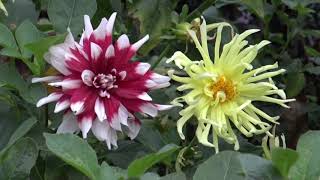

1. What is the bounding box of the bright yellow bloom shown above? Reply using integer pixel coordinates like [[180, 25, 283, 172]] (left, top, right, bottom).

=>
[[167, 18, 294, 153]]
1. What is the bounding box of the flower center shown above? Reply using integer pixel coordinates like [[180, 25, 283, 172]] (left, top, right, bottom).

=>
[[209, 76, 236, 103], [81, 69, 127, 98], [93, 74, 117, 89]]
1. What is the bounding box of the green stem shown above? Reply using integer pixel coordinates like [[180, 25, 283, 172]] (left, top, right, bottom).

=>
[[151, 44, 171, 69], [45, 105, 48, 128], [186, 0, 216, 21], [35, 166, 44, 180]]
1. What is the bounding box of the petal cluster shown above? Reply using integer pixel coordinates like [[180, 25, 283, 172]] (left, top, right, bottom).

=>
[[167, 18, 294, 152], [33, 13, 171, 149]]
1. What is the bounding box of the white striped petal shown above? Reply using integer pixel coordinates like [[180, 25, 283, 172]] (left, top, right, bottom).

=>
[[145, 80, 157, 88], [93, 18, 108, 40], [49, 79, 82, 89], [79, 117, 92, 138], [84, 15, 93, 38], [150, 73, 170, 84], [90, 42, 102, 60], [31, 76, 61, 83], [94, 98, 106, 121], [117, 34, 130, 50], [70, 101, 85, 115], [36, 93, 62, 107], [126, 120, 141, 139], [57, 112, 79, 134], [138, 92, 152, 101], [109, 116, 122, 131], [118, 104, 129, 126], [131, 35, 149, 51], [135, 63, 150, 75], [81, 69, 95, 86], [54, 100, 71, 113], [118, 71, 127, 80], [105, 45, 115, 59], [106, 12, 117, 35], [140, 103, 158, 117], [91, 120, 118, 149], [150, 82, 170, 90], [156, 104, 173, 111]]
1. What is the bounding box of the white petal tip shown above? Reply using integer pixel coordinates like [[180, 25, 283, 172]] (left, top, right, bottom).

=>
[[131, 35, 149, 51], [156, 104, 173, 111], [117, 34, 130, 50], [138, 92, 152, 101], [135, 63, 151, 75], [106, 12, 117, 34], [105, 45, 115, 59]]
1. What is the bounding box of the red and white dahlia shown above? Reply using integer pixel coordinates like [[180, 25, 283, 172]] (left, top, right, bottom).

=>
[[32, 13, 171, 149]]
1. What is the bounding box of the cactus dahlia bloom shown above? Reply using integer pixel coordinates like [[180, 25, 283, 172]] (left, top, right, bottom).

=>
[[32, 13, 171, 149], [167, 18, 294, 152]]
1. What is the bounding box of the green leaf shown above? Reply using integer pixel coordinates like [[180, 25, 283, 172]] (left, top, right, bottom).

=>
[[285, 72, 305, 98], [194, 151, 282, 180], [289, 131, 320, 180], [0, 23, 17, 48], [0, 138, 38, 180], [129, 0, 178, 54], [47, 0, 97, 36], [44, 133, 100, 180], [0, 62, 43, 104], [25, 34, 66, 74], [0, 62, 28, 91], [271, 148, 299, 178], [141, 173, 160, 180], [160, 172, 186, 180], [305, 66, 320, 75], [281, 0, 320, 9], [15, 20, 43, 59], [241, 0, 265, 19], [0, 47, 21, 59], [127, 144, 179, 178], [0, 105, 21, 150], [1, 0, 39, 26], [0, 117, 37, 155], [136, 123, 167, 152], [44, 155, 90, 180], [305, 46, 320, 57], [106, 140, 150, 168], [98, 162, 127, 180]]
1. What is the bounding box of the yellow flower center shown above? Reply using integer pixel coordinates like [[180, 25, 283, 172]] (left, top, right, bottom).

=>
[[209, 76, 236, 102]]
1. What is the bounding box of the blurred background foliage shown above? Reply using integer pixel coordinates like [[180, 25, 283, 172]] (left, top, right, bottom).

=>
[[0, 0, 320, 179]]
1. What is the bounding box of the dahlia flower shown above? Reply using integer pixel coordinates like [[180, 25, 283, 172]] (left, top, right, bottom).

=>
[[167, 18, 294, 152], [33, 13, 171, 149]]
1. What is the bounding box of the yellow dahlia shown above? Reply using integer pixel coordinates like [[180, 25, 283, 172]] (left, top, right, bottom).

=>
[[167, 18, 294, 153]]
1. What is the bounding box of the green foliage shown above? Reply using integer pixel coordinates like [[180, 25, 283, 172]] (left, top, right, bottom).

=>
[[127, 144, 179, 177], [47, 0, 97, 36], [0, 23, 16, 48], [0, 117, 37, 156], [271, 148, 299, 178], [194, 151, 282, 180], [98, 162, 127, 180], [25, 34, 66, 74], [241, 0, 265, 19], [1, 0, 39, 25], [129, 0, 178, 54], [289, 131, 320, 180], [0, 0, 320, 179], [0, 138, 38, 180], [44, 133, 100, 179]]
